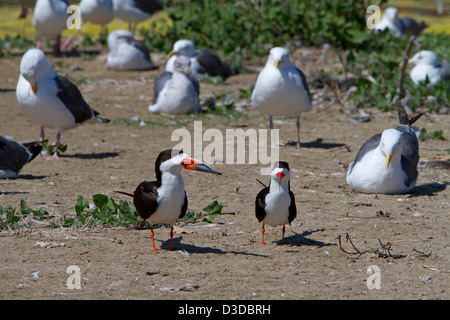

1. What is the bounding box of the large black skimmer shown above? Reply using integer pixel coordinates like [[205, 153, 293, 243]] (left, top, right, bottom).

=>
[[115, 149, 221, 252], [255, 161, 297, 245]]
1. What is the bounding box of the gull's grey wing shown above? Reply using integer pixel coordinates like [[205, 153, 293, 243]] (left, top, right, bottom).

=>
[[400, 131, 419, 187], [438, 61, 450, 80], [153, 71, 172, 103], [295, 67, 311, 100], [188, 74, 200, 96], [132, 41, 152, 63], [54, 75, 94, 124], [196, 49, 235, 80], [0, 137, 41, 175], [348, 133, 381, 175], [398, 17, 426, 35], [133, 0, 163, 15]]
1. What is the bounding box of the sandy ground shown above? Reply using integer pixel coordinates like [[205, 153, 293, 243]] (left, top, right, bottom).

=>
[[0, 46, 449, 301]]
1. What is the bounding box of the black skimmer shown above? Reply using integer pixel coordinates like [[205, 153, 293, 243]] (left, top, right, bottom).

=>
[[115, 149, 221, 252], [251, 47, 312, 147], [16, 48, 110, 159], [165, 39, 238, 81], [0, 137, 42, 179], [346, 103, 423, 194], [149, 55, 201, 114], [255, 161, 297, 245]]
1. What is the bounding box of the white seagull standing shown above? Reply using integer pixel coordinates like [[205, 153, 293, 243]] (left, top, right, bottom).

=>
[[165, 39, 237, 81], [16, 48, 110, 159], [32, 0, 69, 53], [106, 29, 154, 70], [255, 161, 297, 245], [409, 50, 450, 87], [0, 136, 42, 179], [112, 0, 163, 32], [149, 55, 201, 114], [251, 47, 312, 147], [62, 0, 115, 49], [346, 104, 423, 194]]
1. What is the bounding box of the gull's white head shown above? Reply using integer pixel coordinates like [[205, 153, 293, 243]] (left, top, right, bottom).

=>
[[170, 39, 196, 57], [267, 47, 292, 69], [379, 129, 403, 169], [20, 48, 55, 94], [383, 7, 399, 22], [173, 55, 191, 75], [410, 50, 439, 67], [107, 29, 136, 48]]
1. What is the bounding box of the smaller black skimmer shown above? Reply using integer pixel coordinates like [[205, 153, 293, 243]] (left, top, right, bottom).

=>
[[115, 149, 221, 252], [255, 161, 297, 245]]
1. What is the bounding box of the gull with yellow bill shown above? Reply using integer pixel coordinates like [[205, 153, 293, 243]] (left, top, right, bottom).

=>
[[346, 103, 423, 194], [251, 47, 312, 147]]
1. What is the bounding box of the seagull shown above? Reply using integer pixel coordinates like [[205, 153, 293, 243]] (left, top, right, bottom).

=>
[[255, 161, 297, 245], [106, 29, 155, 71], [62, 0, 114, 49], [375, 7, 426, 37], [410, 50, 450, 87], [0, 137, 42, 179], [115, 149, 221, 252], [251, 47, 312, 147], [112, 0, 163, 32], [32, 0, 70, 53], [149, 55, 201, 114], [346, 103, 423, 194], [16, 48, 110, 159], [165, 39, 237, 81]]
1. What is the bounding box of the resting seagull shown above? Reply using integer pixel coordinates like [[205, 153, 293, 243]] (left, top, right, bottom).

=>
[[410, 50, 450, 87], [16, 48, 110, 159], [0, 137, 42, 179], [165, 39, 237, 81], [255, 161, 297, 245], [112, 0, 163, 32], [251, 47, 312, 147], [375, 7, 426, 37], [32, 0, 69, 53], [115, 149, 221, 252], [106, 29, 154, 71], [149, 55, 201, 114], [346, 104, 423, 194]]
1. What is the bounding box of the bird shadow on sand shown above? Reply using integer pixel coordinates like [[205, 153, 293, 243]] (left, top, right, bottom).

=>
[[0, 191, 29, 195], [407, 182, 448, 198], [281, 228, 336, 247], [285, 138, 348, 150], [153, 236, 268, 257], [62, 152, 120, 160]]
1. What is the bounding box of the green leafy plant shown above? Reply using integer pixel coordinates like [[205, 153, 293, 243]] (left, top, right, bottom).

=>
[[183, 200, 224, 224], [0, 200, 55, 230], [419, 128, 445, 141], [61, 194, 144, 228], [40, 140, 68, 156]]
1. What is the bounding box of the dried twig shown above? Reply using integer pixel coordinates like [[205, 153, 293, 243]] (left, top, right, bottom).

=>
[[337, 233, 407, 259]]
